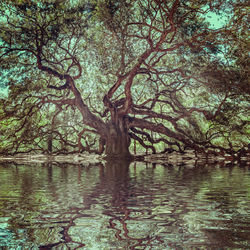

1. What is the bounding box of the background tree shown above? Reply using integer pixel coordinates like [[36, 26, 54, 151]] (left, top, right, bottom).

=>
[[0, 0, 249, 158]]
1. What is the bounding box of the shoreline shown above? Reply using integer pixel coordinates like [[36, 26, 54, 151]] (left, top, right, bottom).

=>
[[0, 151, 249, 166]]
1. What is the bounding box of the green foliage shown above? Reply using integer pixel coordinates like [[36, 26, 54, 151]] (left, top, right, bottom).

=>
[[0, 0, 249, 155]]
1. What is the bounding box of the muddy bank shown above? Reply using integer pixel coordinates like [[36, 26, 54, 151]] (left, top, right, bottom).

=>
[[0, 150, 249, 166], [0, 153, 103, 165]]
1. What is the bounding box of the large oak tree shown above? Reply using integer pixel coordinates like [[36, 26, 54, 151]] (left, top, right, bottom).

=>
[[0, 0, 249, 158]]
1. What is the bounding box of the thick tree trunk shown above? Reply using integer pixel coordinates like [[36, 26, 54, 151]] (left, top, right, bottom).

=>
[[105, 119, 132, 160]]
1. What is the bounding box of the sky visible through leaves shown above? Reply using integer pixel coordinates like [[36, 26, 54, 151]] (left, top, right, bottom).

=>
[[0, 5, 230, 98]]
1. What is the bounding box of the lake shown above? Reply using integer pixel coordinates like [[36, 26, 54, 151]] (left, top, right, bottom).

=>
[[0, 160, 249, 249]]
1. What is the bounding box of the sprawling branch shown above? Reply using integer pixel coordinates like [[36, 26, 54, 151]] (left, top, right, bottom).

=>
[[0, 0, 248, 157]]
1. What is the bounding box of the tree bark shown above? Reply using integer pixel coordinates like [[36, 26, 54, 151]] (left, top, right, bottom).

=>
[[48, 134, 53, 154], [104, 118, 132, 160]]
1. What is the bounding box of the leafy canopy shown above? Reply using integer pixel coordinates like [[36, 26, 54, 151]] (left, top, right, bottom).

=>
[[0, 0, 249, 156]]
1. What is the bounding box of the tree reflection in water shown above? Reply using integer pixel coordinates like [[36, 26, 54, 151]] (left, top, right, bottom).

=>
[[0, 161, 249, 249], [99, 160, 165, 249]]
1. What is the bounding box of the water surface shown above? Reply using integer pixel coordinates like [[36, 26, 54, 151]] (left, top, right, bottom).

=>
[[0, 161, 249, 249]]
